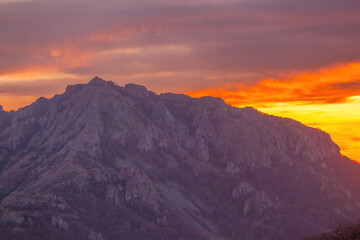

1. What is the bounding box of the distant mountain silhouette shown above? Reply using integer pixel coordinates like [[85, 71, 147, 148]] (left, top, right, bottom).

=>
[[0, 77, 360, 240]]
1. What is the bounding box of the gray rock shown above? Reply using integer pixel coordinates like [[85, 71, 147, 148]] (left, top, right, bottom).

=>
[[1, 211, 24, 226], [88, 230, 104, 240], [225, 161, 240, 175], [0, 77, 359, 240], [51, 216, 69, 230], [231, 182, 255, 198]]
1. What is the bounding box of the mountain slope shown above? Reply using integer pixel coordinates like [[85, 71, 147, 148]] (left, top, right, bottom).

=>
[[0, 77, 360, 240]]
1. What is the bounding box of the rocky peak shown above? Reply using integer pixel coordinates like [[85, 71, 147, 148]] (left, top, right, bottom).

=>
[[125, 83, 148, 92], [0, 77, 360, 240], [160, 92, 192, 102], [199, 96, 226, 105], [125, 83, 154, 98], [88, 76, 112, 87]]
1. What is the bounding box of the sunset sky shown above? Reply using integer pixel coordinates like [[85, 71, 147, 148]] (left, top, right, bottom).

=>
[[1, 0, 360, 160]]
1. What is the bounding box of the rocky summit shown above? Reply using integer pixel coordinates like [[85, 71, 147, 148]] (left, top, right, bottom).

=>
[[0, 77, 360, 240]]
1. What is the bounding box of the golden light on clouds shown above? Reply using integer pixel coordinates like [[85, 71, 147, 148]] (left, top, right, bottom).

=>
[[0, 67, 60, 82], [0, 69, 81, 83]]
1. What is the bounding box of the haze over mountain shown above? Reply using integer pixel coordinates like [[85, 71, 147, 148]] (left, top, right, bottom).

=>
[[0, 77, 360, 240]]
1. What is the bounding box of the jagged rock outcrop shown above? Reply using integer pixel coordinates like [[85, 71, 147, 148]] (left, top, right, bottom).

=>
[[0, 77, 360, 240], [51, 216, 69, 230], [89, 230, 104, 240]]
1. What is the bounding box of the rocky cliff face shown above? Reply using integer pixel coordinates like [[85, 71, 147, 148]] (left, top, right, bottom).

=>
[[0, 77, 360, 240]]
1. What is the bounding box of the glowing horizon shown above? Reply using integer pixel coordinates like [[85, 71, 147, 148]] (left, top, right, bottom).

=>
[[1, 62, 360, 161], [188, 61, 360, 161]]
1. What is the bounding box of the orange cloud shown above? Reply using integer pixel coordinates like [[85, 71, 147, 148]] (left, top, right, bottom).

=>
[[0, 67, 60, 81], [0, 95, 47, 112], [89, 28, 135, 43], [0, 67, 86, 110], [188, 61, 360, 107]]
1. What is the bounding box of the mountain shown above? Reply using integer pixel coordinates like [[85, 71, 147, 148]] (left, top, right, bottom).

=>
[[0, 77, 360, 240]]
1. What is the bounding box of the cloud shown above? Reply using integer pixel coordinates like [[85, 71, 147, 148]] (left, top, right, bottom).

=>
[[333, 80, 360, 89], [0, 81, 62, 95], [187, 61, 360, 106], [1, 0, 360, 110], [0, 0, 34, 4], [1, 0, 360, 79]]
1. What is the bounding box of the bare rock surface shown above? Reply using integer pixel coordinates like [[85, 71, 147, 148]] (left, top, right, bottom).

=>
[[0, 77, 360, 239]]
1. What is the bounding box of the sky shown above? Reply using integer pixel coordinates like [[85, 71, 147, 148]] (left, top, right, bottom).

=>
[[0, 0, 360, 160]]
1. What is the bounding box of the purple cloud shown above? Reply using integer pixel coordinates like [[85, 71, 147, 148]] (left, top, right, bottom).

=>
[[1, 0, 360, 99]]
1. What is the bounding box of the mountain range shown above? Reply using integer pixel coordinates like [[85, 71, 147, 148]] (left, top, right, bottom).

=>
[[0, 77, 360, 240]]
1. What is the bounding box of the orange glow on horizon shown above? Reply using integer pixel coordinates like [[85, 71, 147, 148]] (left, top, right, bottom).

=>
[[1, 61, 359, 162], [0, 95, 52, 111], [0, 69, 85, 111], [0, 67, 60, 81], [188, 62, 360, 162]]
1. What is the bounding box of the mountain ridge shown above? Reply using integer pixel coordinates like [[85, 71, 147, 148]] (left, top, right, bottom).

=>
[[0, 77, 359, 240]]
